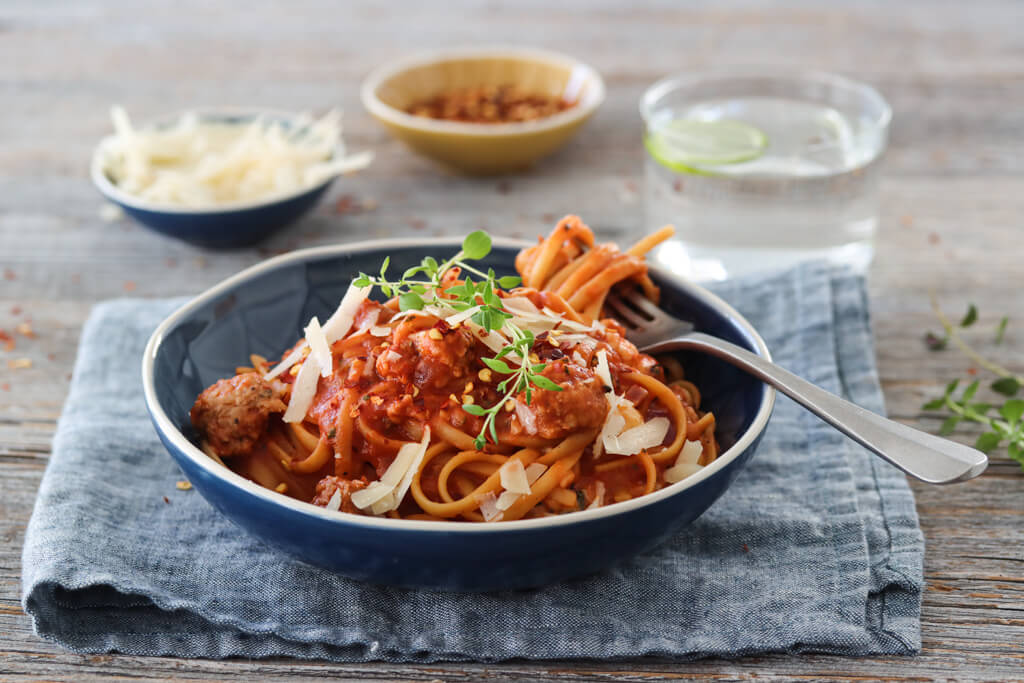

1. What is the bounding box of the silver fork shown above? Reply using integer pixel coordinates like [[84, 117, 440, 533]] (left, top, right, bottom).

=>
[[605, 291, 988, 484]]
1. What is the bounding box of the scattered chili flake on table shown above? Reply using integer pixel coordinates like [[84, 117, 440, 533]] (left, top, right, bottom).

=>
[[406, 84, 576, 123], [163, 496, 170, 504], [176, 480, 192, 491], [7, 358, 32, 369], [0, 329, 13, 352], [1, 383, 9, 391], [3, 269, 15, 281], [123, 280, 137, 292], [15, 322, 35, 338], [10, 305, 21, 315]]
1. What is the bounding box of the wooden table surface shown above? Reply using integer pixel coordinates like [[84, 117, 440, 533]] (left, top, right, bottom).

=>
[[2, 1, 1022, 680]]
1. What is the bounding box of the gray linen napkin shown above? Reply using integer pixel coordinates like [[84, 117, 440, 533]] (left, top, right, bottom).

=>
[[21, 262, 924, 660]]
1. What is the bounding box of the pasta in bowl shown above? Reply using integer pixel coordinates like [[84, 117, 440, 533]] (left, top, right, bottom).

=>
[[143, 218, 774, 589]]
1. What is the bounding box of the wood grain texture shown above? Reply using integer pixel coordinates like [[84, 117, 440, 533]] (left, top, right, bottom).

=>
[[1, 0, 1022, 680]]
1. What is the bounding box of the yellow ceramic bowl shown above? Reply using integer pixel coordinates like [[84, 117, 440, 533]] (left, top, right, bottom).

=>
[[361, 47, 605, 175]]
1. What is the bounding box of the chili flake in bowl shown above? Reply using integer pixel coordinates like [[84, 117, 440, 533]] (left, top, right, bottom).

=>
[[406, 84, 577, 124], [361, 47, 604, 175]]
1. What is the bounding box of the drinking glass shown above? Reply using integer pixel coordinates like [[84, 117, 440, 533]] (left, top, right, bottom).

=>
[[641, 71, 892, 281]]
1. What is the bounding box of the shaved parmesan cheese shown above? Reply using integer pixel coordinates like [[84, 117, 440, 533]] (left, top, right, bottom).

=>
[[664, 440, 705, 484], [499, 460, 531, 495], [323, 284, 371, 342], [514, 401, 538, 435], [571, 350, 587, 366], [102, 107, 373, 208], [325, 488, 342, 511], [283, 360, 319, 423], [586, 481, 606, 510], [444, 305, 481, 327], [355, 308, 380, 332], [501, 296, 542, 316], [664, 461, 702, 484], [495, 490, 521, 511], [677, 439, 704, 466], [596, 395, 627, 457], [350, 428, 431, 514], [525, 463, 547, 485], [479, 492, 502, 522], [265, 344, 307, 380], [595, 349, 613, 389], [604, 417, 670, 456], [368, 326, 390, 337], [304, 316, 332, 378]]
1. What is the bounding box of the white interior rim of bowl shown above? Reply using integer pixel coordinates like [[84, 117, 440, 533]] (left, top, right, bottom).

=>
[[142, 236, 775, 533], [90, 107, 343, 214], [639, 68, 893, 135], [360, 46, 606, 136]]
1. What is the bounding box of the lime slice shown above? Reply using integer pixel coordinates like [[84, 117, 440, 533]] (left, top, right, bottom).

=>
[[644, 119, 768, 173]]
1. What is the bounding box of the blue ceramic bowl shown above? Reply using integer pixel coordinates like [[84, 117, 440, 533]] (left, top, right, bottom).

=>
[[91, 109, 339, 249], [142, 239, 775, 590]]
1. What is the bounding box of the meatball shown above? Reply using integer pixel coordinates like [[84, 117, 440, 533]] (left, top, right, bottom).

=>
[[312, 476, 368, 514], [516, 361, 607, 440], [376, 320, 475, 391], [190, 373, 286, 457]]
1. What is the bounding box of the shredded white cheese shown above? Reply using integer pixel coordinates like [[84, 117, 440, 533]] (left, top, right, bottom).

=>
[[102, 107, 373, 207], [664, 440, 705, 484], [350, 427, 431, 514], [586, 481, 606, 510], [479, 491, 502, 522], [282, 359, 319, 423], [604, 417, 670, 456], [304, 316, 332, 378], [325, 488, 342, 511], [323, 284, 371, 342], [524, 463, 547, 485], [499, 460, 531, 495]]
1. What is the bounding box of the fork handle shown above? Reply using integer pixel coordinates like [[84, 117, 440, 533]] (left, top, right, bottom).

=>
[[645, 333, 988, 484]]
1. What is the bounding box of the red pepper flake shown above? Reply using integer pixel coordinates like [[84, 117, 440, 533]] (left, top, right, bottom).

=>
[[163, 496, 170, 504], [673, 178, 684, 193], [408, 218, 426, 231], [123, 280, 137, 292], [432, 318, 450, 334], [0, 329, 13, 351], [967, 367, 978, 376], [2, 269, 15, 281], [742, 544, 750, 553]]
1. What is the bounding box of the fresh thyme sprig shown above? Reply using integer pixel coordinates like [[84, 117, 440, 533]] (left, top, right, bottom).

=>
[[352, 231, 562, 450], [922, 299, 1023, 469]]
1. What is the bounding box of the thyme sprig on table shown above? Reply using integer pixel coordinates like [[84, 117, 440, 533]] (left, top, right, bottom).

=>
[[922, 298, 1024, 469], [352, 231, 562, 450]]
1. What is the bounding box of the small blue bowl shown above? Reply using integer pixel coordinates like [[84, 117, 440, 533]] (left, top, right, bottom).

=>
[[91, 110, 340, 249], [142, 239, 775, 591]]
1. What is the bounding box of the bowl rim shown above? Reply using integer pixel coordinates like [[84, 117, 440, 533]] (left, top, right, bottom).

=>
[[90, 106, 342, 215], [142, 236, 775, 534], [360, 46, 606, 137]]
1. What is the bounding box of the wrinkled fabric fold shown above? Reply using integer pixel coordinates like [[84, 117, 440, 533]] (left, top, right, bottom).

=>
[[22, 262, 924, 661]]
